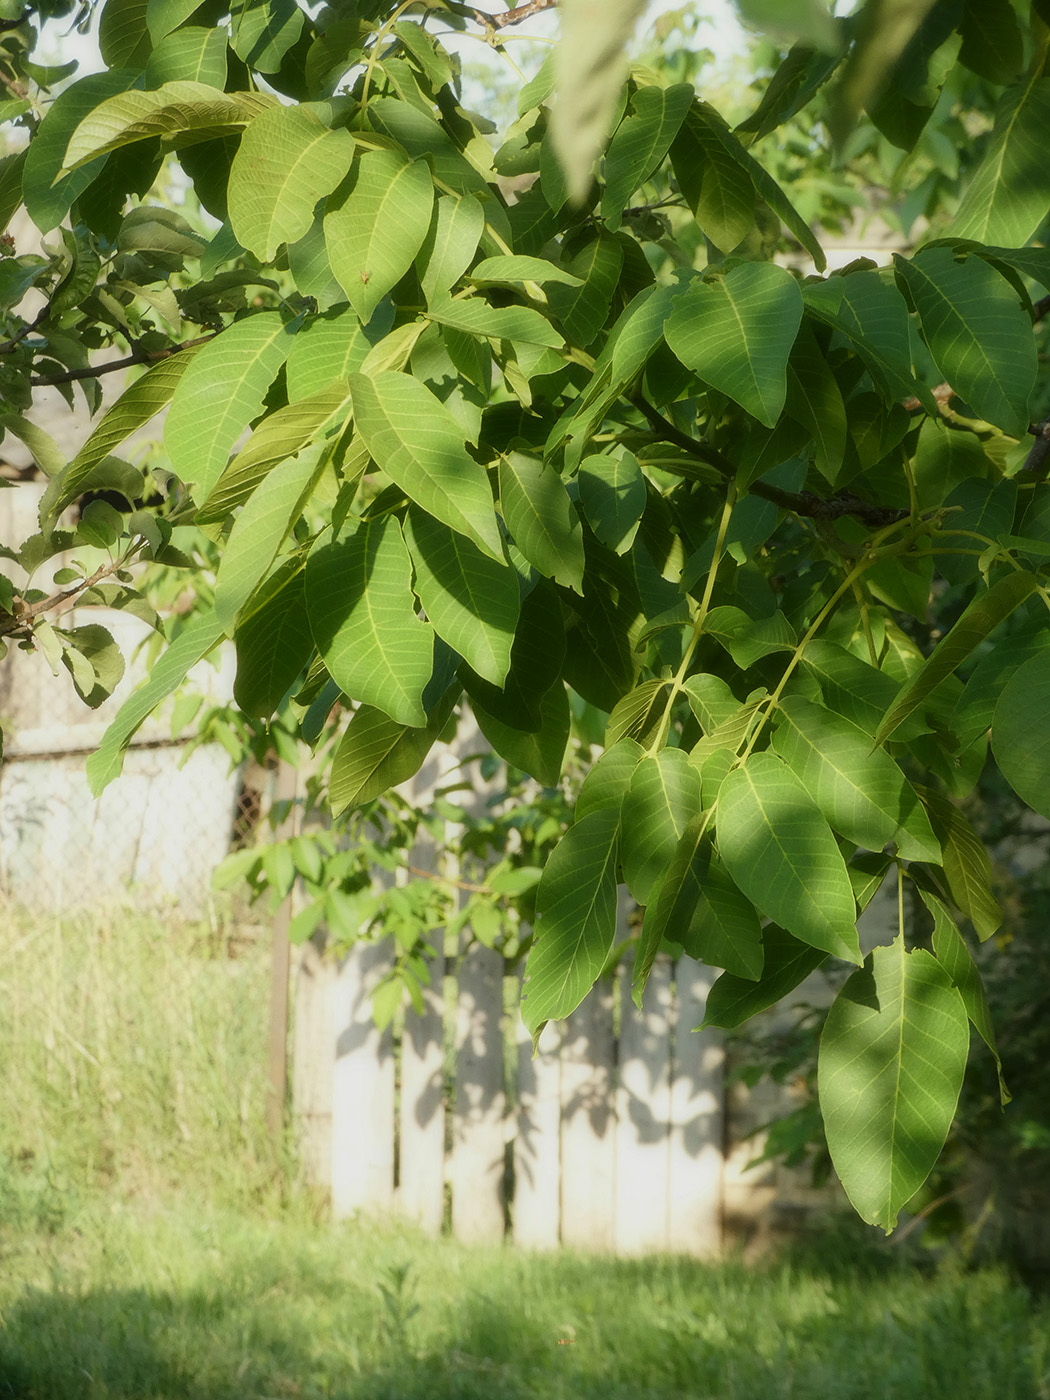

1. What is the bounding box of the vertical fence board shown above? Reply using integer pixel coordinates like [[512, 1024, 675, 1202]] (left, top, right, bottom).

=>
[[513, 1012, 561, 1250], [669, 959, 724, 1256], [292, 933, 335, 1189], [451, 942, 506, 1242], [615, 956, 673, 1254], [330, 941, 396, 1218], [559, 981, 616, 1252], [398, 974, 446, 1235]]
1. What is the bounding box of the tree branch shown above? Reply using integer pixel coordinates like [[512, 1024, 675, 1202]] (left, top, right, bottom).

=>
[[30, 332, 217, 388], [459, 0, 558, 31], [0, 558, 126, 638], [634, 394, 908, 527]]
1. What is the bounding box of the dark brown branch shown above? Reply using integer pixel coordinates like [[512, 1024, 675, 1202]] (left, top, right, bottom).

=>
[[30, 332, 217, 388], [634, 394, 908, 528], [461, 0, 558, 31], [1021, 418, 1050, 478]]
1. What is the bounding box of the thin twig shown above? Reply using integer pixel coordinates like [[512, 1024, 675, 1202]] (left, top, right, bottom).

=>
[[0, 559, 124, 637], [0, 304, 49, 355], [406, 864, 493, 894], [30, 332, 217, 388]]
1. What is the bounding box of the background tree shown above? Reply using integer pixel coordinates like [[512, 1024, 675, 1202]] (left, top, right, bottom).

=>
[[2, 0, 1050, 1233]]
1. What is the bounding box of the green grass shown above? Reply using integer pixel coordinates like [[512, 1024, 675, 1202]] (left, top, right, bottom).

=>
[[1, 1205, 1048, 1399], [1, 904, 1049, 1400]]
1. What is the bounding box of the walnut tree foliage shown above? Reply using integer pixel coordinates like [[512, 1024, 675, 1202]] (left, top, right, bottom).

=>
[[3, 0, 1050, 1231]]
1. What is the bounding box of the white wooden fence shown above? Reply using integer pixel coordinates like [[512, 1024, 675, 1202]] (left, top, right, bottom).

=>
[[293, 936, 726, 1255]]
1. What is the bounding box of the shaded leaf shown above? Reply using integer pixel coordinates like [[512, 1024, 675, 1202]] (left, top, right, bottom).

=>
[[665, 262, 803, 427], [522, 807, 622, 1042], [305, 516, 434, 727], [717, 751, 860, 963]]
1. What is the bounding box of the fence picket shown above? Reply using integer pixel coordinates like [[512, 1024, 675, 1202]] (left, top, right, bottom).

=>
[[398, 971, 446, 1235], [330, 940, 396, 1217], [292, 933, 335, 1188], [559, 980, 616, 1252], [451, 942, 506, 1242], [669, 959, 724, 1256], [615, 956, 673, 1254], [513, 1011, 561, 1250]]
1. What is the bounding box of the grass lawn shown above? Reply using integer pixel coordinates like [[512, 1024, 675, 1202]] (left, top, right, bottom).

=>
[[1, 1200, 1049, 1400], [1, 905, 1048, 1399]]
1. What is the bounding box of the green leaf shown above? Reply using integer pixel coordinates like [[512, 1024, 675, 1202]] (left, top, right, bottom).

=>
[[919, 787, 1002, 941], [619, 748, 702, 905], [324, 149, 433, 325], [785, 325, 848, 484], [874, 570, 1039, 746], [62, 82, 277, 172], [772, 695, 936, 859], [737, 0, 838, 50], [992, 649, 1050, 821], [578, 451, 646, 554], [665, 262, 803, 427], [144, 26, 228, 88], [958, 0, 1023, 84], [944, 74, 1050, 248], [470, 255, 583, 288], [601, 81, 694, 228], [42, 351, 200, 524], [404, 505, 519, 687], [522, 808, 622, 1042], [636, 815, 763, 1003], [99, 0, 153, 68], [818, 937, 969, 1233], [305, 516, 434, 728], [198, 382, 351, 523], [803, 269, 928, 408], [607, 680, 674, 750], [86, 610, 226, 795], [547, 233, 624, 347], [329, 687, 459, 817], [228, 105, 355, 261], [23, 70, 138, 232], [685, 100, 825, 269], [215, 446, 324, 635], [575, 737, 643, 820], [427, 298, 563, 349], [498, 452, 585, 591], [717, 750, 861, 963], [459, 578, 564, 732], [894, 249, 1036, 437], [418, 194, 485, 305], [230, 0, 303, 73], [233, 559, 313, 720], [704, 605, 796, 669], [548, 0, 647, 203], [146, 0, 208, 44], [802, 640, 923, 741], [921, 887, 1008, 1104], [670, 105, 757, 254], [284, 306, 377, 402], [59, 623, 126, 708], [703, 922, 826, 1029], [349, 370, 503, 561], [165, 311, 296, 501], [473, 679, 570, 788]]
